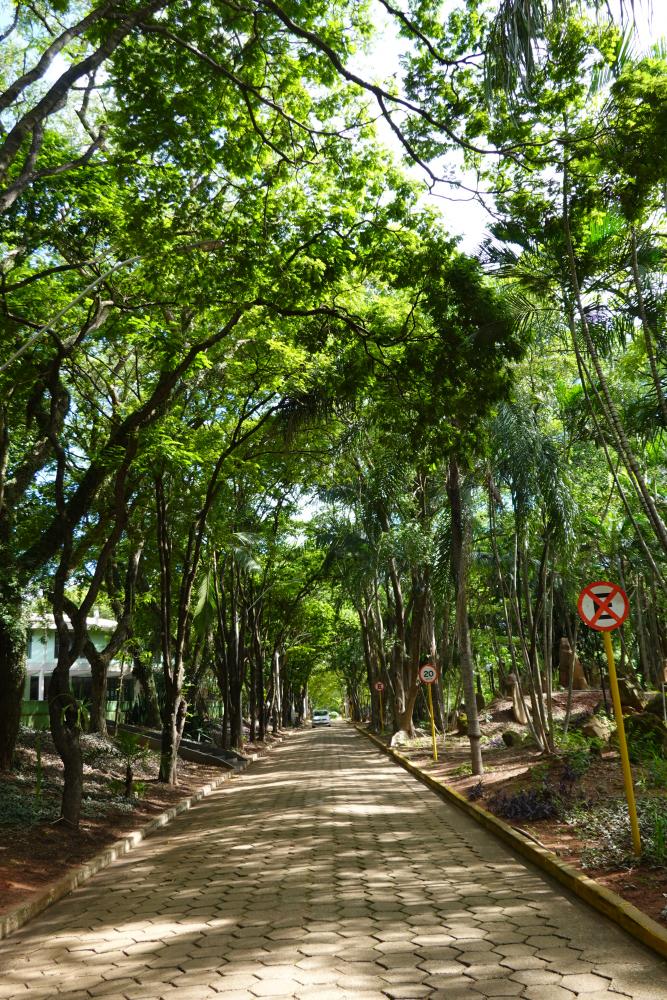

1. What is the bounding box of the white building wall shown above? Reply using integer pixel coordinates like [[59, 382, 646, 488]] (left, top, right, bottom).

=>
[[24, 615, 123, 701]]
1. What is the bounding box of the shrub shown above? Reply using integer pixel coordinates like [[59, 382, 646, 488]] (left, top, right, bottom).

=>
[[489, 785, 562, 821], [561, 748, 594, 782], [108, 778, 148, 801], [115, 731, 151, 797]]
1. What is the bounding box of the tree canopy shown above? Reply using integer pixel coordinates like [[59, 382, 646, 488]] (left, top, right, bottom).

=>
[[0, 0, 665, 829]]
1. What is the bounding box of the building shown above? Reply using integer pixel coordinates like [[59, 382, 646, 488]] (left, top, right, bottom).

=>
[[23, 611, 125, 713]]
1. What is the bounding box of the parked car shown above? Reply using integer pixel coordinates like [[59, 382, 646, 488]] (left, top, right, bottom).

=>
[[312, 709, 331, 727]]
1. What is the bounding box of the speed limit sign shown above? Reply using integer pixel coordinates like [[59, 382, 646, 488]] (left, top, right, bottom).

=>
[[374, 681, 385, 692], [419, 663, 437, 684], [419, 663, 439, 761]]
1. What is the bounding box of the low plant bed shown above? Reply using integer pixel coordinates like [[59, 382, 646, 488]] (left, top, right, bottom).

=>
[[0, 725, 287, 919], [369, 689, 667, 925]]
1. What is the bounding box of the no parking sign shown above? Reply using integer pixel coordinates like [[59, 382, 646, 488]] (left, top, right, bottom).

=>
[[577, 581, 629, 632]]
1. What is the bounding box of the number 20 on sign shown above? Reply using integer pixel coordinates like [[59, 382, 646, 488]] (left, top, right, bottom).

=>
[[577, 581, 640, 856]]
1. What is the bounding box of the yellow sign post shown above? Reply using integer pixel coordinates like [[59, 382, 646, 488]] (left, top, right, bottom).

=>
[[374, 680, 385, 732], [602, 631, 641, 855], [419, 663, 438, 762], [578, 581, 641, 857], [427, 684, 437, 762]]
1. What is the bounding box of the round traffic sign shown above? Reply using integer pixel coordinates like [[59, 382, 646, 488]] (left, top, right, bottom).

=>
[[419, 663, 437, 684], [374, 681, 385, 692], [577, 581, 629, 632]]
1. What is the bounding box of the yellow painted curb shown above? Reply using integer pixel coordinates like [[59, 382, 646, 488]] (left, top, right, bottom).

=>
[[0, 732, 289, 941], [355, 724, 667, 962]]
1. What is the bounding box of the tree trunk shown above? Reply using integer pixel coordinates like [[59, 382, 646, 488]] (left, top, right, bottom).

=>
[[84, 541, 144, 734], [271, 648, 281, 735], [255, 647, 265, 743], [396, 572, 429, 736], [562, 621, 579, 736], [248, 654, 257, 743], [447, 456, 483, 776], [159, 691, 186, 784], [132, 654, 161, 728], [229, 672, 243, 748], [0, 572, 25, 770], [358, 604, 379, 729], [636, 577, 651, 685], [281, 676, 291, 727], [86, 642, 108, 735], [48, 646, 84, 826]]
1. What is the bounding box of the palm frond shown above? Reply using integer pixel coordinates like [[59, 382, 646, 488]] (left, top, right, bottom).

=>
[[491, 399, 576, 544], [193, 569, 216, 634], [589, 25, 637, 95], [586, 210, 626, 247], [486, 0, 643, 98]]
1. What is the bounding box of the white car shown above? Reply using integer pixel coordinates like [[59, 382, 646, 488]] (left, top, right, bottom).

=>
[[312, 709, 331, 727]]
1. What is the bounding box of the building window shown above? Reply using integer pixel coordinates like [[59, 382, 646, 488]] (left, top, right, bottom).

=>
[[71, 676, 92, 701], [43, 675, 51, 701], [29, 676, 39, 700], [26, 630, 33, 659]]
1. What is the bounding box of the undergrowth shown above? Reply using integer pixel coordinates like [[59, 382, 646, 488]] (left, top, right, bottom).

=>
[[0, 782, 59, 825], [489, 784, 562, 821], [571, 797, 667, 870], [487, 741, 597, 822]]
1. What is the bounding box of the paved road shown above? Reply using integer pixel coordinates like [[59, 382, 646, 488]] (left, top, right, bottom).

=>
[[1, 725, 665, 999]]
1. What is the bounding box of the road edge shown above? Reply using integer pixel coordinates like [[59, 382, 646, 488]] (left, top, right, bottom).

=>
[[0, 733, 288, 941], [355, 723, 667, 962]]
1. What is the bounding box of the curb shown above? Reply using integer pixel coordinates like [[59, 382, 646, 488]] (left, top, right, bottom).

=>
[[355, 724, 667, 962], [0, 732, 288, 941]]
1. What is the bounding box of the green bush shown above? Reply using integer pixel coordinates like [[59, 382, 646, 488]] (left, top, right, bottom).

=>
[[108, 777, 148, 800], [553, 725, 591, 752], [561, 748, 594, 781], [115, 731, 151, 797]]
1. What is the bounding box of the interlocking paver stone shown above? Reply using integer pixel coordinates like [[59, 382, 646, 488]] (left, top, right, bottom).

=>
[[471, 978, 525, 995], [0, 726, 665, 1000], [523, 987, 582, 1000], [500, 954, 549, 970], [561, 972, 614, 992]]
